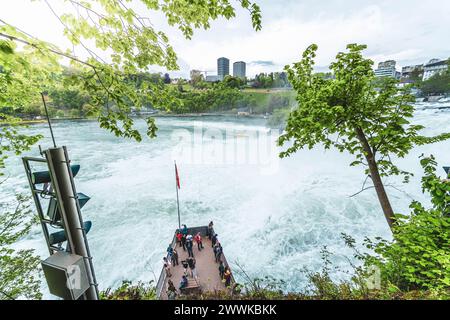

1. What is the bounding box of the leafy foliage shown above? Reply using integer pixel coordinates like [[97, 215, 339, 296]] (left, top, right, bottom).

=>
[[170, 84, 253, 114], [280, 44, 448, 178], [100, 280, 157, 300], [0, 0, 261, 141], [49, 87, 89, 112], [363, 156, 450, 291], [0, 39, 44, 301], [222, 75, 246, 89], [0, 194, 41, 300], [279, 44, 450, 227], [251, 72, 290, 89]]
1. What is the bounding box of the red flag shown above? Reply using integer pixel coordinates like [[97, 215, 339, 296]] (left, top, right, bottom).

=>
[[175, 163, 180, 189]]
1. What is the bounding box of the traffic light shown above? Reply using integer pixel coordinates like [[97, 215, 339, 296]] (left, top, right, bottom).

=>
[[23, 146, 99, 300], [48, 192, 90, 224], [30, 163, 93, 247], [49, 221, 92, 246], [32, 164, 80, 184]]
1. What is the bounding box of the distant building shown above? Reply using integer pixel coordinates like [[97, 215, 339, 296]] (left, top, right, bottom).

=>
[[233, 61, 246, 79], [237, 107, 251, 116], [374, 60, 399, 78], [397, 78, 415, 88], [401, 64, 424, 80], [217, 57, 230, 81], [205, 75, 220, 82], [422, 59, 449, 81]]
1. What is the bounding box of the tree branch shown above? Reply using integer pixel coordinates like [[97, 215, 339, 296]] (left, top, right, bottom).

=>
[[0, 32, 96, 69]]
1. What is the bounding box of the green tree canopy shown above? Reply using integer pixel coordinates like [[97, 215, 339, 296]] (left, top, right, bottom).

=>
[[0, 194, 42, 300], [279, 44, 450, 228], [1, 0, 262, 140], [364, 156, 450, 291], [222, 75, 245, 89]]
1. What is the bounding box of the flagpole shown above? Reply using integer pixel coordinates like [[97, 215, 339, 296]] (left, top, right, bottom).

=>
[[174, 161, 181, 230]]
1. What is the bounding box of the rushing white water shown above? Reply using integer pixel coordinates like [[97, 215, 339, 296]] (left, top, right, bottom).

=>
[[2, 102, 450, 297]]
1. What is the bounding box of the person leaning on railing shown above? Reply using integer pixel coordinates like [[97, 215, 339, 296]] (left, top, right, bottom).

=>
[[171, 248, 179, 266], [207, 221, 214, 240], [167, 279, 177, 300]]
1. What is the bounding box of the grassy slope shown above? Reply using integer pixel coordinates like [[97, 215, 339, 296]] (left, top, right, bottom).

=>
[[241, 88, 296, 114]]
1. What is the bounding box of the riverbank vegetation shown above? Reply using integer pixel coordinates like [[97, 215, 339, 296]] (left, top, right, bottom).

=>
[[0, 68, 295, 120]]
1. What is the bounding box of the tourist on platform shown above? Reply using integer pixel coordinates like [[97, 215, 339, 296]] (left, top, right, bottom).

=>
[[163, 256, 171, 266], [194, 232, 204, 251], [187, 257, 198, 279], [213, 243, 218, 258], [224, 267, 232, 287], [179, 275, 188, 290], [167, 280, 177, 300], [167, 245, 173, 259], [181, 259, 189, 276], [176, 231, 183, 247], [164, 263, 172, 278], [181, 234, 187, 251], [207, 221, 214, 240], [214, 242, 222, 263], [211, 233, 218, 247], [167, 279, 176, 293], [181, 224, 188, 236], [218, 260, 225, 279], [186, 236, 194, 258], [171, 248, 179, 266]]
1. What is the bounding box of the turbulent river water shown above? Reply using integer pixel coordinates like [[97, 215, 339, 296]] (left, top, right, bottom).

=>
[[2, 101, 450, 297]]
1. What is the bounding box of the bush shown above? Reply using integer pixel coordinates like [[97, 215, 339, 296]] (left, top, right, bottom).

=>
[[69, 108, 80, 118], [55, 110, 65, 118], [364, 155, 450, 291], [100, 281, 157, 300]]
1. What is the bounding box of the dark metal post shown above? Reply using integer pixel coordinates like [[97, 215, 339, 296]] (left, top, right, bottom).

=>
[[175, 161, 181, 230], [41, 93, 57, 148], [45, 147, 98, 300]]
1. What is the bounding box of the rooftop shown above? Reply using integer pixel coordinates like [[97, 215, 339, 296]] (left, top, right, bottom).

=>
[[424, 59, 449, 67]]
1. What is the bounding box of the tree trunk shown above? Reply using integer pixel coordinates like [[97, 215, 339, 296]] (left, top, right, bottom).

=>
[[355, 127, 395, 229]]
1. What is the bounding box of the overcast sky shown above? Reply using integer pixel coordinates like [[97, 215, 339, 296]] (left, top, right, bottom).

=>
[[2, 0, 450, 78]]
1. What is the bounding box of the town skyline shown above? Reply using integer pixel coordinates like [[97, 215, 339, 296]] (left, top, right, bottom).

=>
[[3, 0, 450, 79], [186, 55, 449, 83]]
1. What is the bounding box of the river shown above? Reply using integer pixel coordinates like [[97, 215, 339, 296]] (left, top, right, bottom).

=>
[[2, 101, 450, 297]]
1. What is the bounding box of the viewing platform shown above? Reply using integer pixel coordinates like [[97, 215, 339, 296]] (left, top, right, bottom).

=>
[[156, 226, 235, 299]]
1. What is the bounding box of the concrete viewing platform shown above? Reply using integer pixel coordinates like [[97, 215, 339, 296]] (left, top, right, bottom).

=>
[[156, 226, 234, 299]]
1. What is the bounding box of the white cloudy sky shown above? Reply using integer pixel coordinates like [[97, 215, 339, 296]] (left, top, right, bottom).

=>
[[2, 0, 450, 78]]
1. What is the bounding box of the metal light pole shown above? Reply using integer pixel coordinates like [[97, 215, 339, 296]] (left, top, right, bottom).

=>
[[174, 161, 181, 230], [45, 147, 98, 300]]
